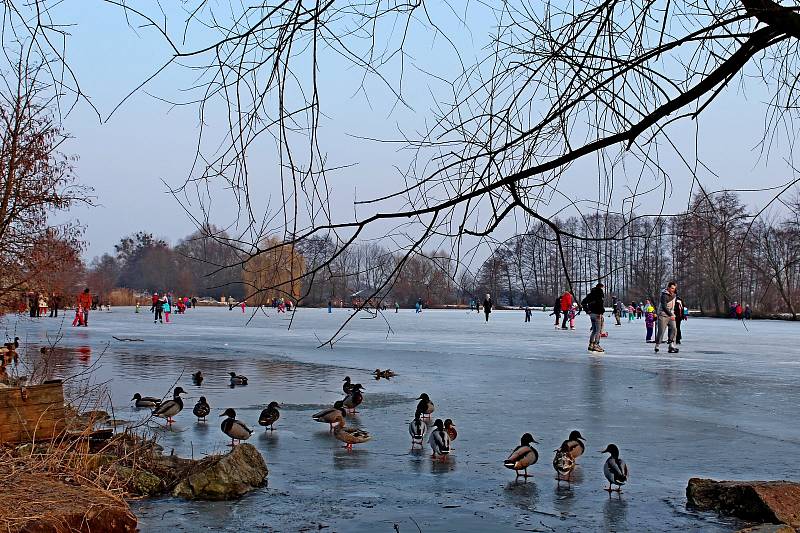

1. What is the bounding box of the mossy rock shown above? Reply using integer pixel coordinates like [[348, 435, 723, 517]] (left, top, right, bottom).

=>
[[172, 443, 267, 500], [114, 465, 166, 496]]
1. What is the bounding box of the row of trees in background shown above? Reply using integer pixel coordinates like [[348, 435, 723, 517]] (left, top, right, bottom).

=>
[[474, 192, 800, 317], [80, 188, 800, 318], [87, 228, 246, 302]]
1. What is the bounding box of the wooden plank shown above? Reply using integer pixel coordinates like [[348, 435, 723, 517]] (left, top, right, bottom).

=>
[[0, 383, 64, 408], [0, 410, 66, 427], [0, 382, 66, 444]]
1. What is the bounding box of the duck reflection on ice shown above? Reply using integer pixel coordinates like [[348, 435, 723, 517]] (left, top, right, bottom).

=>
[[332, 448, 368, 470], [430, 456, 456, 475], [603, 493, 628, 530], [504, 480, 539, 512]]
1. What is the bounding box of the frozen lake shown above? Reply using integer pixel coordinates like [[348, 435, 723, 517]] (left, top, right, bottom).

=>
[[4, 306, 800, 531]]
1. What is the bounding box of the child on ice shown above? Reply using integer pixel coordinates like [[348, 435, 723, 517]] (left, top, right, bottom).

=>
[[645, 309, 655, 342], [72, 305, 85, 327], [162, 299, 171, 323]]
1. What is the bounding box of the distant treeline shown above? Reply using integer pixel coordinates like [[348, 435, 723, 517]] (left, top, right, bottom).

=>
[[85, 191, 800, 317], [468, 191, 800, 318]]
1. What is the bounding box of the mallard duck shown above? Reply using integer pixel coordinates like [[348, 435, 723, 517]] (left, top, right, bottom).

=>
[[343, 383, 364, 413], [504, 433, 539, 478], [429, 419, 450, 461], [342, 376, 353, 395], [312, 400, 347, 431], [373, 368, 397, 379], [382, 369, 396, 378], [220, 408, 253, 445], [553, 441, 576, 485], [561, 430, 586, 461], [192, 371, 203, 385], [416, 393, 434, 420], [132, 393, 161, 409], [152, 387, 187, 424], [193, 396, 210, 422], [258, 401, 281, 431], [333, 425, 371, 450], [601, 444, 629, 492], [229, 372, 248, 386], [2, 337, 19, 351], [444, 419, 457, 443], [408, 412, 427, 448]]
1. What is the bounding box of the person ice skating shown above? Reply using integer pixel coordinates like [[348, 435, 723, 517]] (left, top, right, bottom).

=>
[[524, 305, 532, 323], [675, 296, 684, 345], [735, 302, 743, 320], [559, 291, 573, 329], [645, 306, 655, 342], [328, 300, 333, 313], [241, 300, 246, 313], [655, 281, 679, 353], [483, 294, 493, 322], [568, 302, 578, 329], [135, 302, 141, 313], [581, 283, 606, 352], [744, 304, 751, 320], [162, 296, 172, 323], [72, 304, 85, 327], [395, 302, 399, 313], [78, 288, 92, 327], [628, 303, 635, 322], [154, 297, 164, 323], [551, 295, 562, 328], [612, 296, 622, 326]]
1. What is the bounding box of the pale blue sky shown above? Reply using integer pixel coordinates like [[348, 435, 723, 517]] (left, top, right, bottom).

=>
[[38, 2, 797, 260]]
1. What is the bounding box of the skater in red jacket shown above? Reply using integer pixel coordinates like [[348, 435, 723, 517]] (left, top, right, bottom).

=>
[[559, 291, 573, 330]]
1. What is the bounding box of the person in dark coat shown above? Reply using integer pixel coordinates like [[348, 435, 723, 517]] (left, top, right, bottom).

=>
[[674, 297, 684, 345], [482, 294, 493, 322], [581, 283, 606, 352], [552, 295, 562, 328]]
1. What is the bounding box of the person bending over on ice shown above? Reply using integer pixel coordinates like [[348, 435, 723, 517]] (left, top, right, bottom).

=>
[[654, 281, 679, 354]]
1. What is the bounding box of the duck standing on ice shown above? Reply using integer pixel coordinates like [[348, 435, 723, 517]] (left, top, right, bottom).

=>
[[504, 433, 539, 478], [601, 444, 629, 493], [220, 408, 253, 446]]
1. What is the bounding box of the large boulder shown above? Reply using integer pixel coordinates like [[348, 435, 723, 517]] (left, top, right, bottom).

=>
[[172, 443, 268, 500], [687, 478, 800, 528]]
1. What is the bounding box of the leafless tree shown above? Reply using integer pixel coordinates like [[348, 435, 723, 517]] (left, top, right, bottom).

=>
[[10, 1, 800, 334]]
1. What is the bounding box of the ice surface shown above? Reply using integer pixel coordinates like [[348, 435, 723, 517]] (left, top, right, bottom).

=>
[[5, 307, 800, 531]]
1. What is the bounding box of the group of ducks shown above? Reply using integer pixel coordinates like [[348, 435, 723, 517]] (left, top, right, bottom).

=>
[[505, 430, 629, 492], [131, 372, 629, 492], [131, 371, 280, 446], [408, 393, 457, 461], [310, 376, 370, 449]]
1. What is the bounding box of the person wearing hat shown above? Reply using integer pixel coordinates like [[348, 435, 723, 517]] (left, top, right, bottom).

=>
[[581, 283, 606, 352]]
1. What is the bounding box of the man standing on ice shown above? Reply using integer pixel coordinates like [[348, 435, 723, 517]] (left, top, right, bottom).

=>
[[654, 281, 679, 354]]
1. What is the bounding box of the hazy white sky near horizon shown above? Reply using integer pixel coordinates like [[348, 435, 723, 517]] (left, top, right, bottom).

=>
[[45, 2, 798, 261]]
